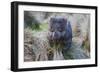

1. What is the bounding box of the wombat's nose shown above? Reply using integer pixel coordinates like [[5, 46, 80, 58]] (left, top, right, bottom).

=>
[[53, 32, 60, 40]]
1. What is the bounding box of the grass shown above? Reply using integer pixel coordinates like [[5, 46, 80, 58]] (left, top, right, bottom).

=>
[[39, 23, 49, 31], [31, 23, 48, 32]]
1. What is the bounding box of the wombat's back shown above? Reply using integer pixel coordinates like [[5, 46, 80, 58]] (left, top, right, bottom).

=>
[[64, 21, 72, 50]]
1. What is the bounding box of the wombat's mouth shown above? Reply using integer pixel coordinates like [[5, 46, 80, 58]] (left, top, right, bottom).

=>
[[49, 31, 66, 41]]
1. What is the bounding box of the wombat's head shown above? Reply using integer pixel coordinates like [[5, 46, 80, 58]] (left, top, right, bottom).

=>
[[49, 16, 67, 41]]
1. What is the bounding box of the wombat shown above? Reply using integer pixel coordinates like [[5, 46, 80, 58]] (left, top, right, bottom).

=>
[[48, 16, 72, 50]]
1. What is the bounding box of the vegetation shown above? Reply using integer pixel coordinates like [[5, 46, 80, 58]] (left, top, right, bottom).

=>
[[24, 11, 90, 61]]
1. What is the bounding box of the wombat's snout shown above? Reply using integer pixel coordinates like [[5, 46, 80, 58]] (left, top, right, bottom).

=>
[[50, 31, 61, 41]]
